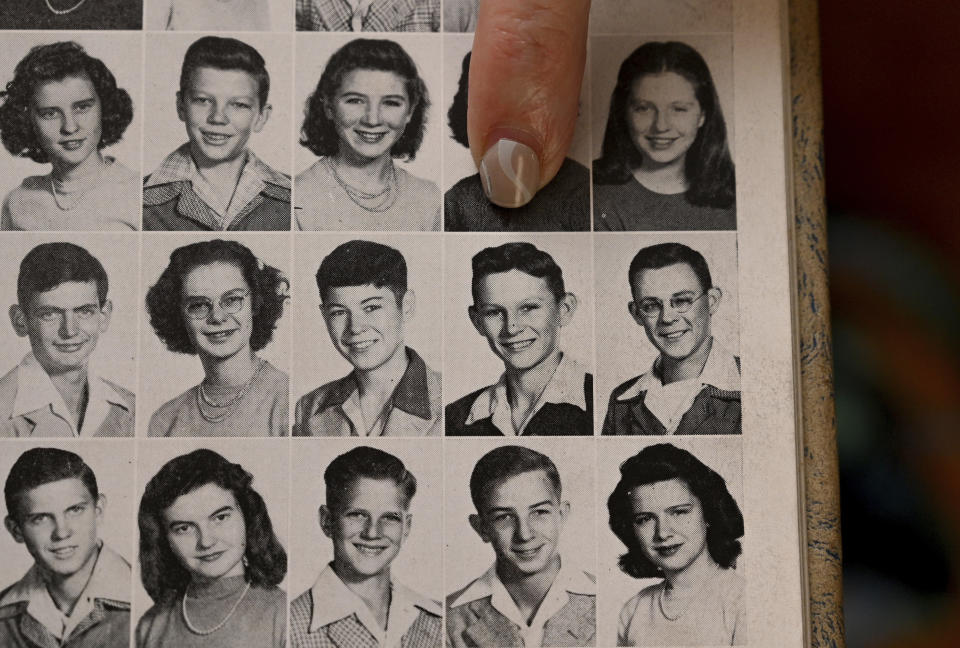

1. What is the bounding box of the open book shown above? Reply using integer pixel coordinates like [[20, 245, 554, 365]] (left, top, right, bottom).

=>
[[0, 0, 839, 646]]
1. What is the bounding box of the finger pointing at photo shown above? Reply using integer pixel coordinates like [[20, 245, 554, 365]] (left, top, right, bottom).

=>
[[468, 0, 590, 208]]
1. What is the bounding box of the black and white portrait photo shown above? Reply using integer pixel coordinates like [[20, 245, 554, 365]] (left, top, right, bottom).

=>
[[134, 438, 288, 648], [596, 232, 741, 436], [591, 36, 736, 231], [294, 35, 442, 232], [139, 233, 291, 438], [146, 0, 290, 32], [441, 34, 592, 232], [0, 235, 137, 438], [142, 33, 292, 232], [444, 438, 597, 648], [0, 441, 135, 648], [289, 440, 443, 648], [0, 0, 142, 30], [444, 235, 594, 436], [0, 34, 142, 232], [296, 0, 440, 32], [293, 234, 443, 437], [589, 1, 732, 35], [598, 438, 745, 646]]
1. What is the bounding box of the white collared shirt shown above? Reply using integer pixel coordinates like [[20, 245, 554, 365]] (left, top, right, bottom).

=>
[[449, 561, 596, 648], [11, 353, 131, 438], [616, 339, 741, 434], [465, 353, 589, 436], [308, 564, 441, 648], [0, 543, 131, 641]]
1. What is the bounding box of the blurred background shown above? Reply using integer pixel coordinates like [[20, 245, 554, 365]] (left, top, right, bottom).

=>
[[819, 3, 960, 646]]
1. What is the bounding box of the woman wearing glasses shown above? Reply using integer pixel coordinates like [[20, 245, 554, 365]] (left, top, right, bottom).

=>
[[145, 239, 289, 437]]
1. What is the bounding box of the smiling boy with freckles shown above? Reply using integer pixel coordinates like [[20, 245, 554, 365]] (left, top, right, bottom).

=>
[[0, 243, 134, 438], [601, 242, 741, 436], [143, 36, 291, 231]]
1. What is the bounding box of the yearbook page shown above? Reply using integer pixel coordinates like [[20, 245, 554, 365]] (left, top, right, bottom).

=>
[[0, 0, 807, 646]]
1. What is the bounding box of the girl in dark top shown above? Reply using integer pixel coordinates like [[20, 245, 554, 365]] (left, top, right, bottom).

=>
[[444, 51, 590, 232], [593, 41, 736, 231], [0, 0, 142, 30], [136, 449, 287, 648]]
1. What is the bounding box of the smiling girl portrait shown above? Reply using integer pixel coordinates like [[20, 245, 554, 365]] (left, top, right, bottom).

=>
[[607, 443, 745, 645], [295, 38, 441, 232], [593, 40, 736, 231], [144, 239, 290, 438], [0, 41, 139, 231], [137, 448, 287, 648]]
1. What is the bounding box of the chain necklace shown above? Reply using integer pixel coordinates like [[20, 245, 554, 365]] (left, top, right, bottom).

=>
[[326, 157, 399, 213], [196, 358, 265, 423], [44, 0, 90, 15], [182, 581, 251, 635], [49, 159, 108, 211]]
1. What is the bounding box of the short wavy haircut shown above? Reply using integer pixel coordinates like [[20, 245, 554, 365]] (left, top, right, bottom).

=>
[[471, 242, 566, 303], [300, 38, 429, 161], [316, 239, 407, 305], [628, 242, 712, 294], [470, 445, 561, 513], [18, 242, 109, 309], [145, 239, 288, 355], [324, 446, 417, 513], [592, 41, 735, 209], [0, 41, 133, 163], [5, 448, 98, 522], [180, 36, 270, 109], [138, 449, 287, 604], [607, 443, 743, 578]]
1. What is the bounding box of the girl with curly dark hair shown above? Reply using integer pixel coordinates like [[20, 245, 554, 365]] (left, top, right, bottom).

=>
[[136, 448, 287, 647], [0, 41, 138, 230], [295, 38, 441, 231], [145, 239, 290, 437], [607, 443, 745, 645], [593, 41, 736, 232]]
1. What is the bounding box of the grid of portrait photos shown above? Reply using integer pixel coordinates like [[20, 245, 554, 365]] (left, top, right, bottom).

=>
[[0, 1, 747, 647]]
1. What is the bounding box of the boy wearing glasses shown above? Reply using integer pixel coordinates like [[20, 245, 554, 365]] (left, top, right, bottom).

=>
[[601, 242, 741, 436], [143, 36, 291, 231], [0, 243, 134, 438], [0, 447, 131, 648]]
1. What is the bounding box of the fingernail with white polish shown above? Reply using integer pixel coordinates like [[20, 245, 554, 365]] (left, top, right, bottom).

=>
[[479, 139, 540, 208]]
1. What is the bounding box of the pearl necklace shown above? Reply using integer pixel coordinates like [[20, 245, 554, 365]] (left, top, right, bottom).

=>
[[181, 581, 251, 636], [196, 358, 265, 423], [44, 0, 89, 15], [326, 157, 399, 213]]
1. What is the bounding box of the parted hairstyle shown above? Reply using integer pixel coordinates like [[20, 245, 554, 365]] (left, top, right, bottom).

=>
[[471, 242, 566, 304], [138, 449, 287, 604], [324, 446, 417, 513], [146, 239, 288, 355], [607, 443, 743, 578], [316, 240, 407, 306], [300, 38, 429, 161], [0, 41, 133, 163], [179, 36, 270, 108], [5, 448, 99, 522], [628, 242, 712, 294], [593, 41, 735, 209], [18, 242, 109, 309], [469, 445, 562, 513], [447, 51, 470, 148]]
